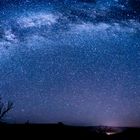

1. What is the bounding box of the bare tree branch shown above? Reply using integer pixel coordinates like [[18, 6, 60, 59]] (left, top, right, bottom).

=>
[[0, 98, 13, 122]]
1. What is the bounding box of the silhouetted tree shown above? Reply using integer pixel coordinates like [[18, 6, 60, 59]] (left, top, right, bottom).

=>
[[0, 97, 13, 123]]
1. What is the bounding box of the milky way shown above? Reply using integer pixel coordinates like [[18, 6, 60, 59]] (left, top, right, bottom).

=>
[[0, 0, 140, 126]]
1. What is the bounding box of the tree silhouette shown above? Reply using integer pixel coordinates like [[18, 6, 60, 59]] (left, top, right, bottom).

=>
[[0, 97, 13, 123]]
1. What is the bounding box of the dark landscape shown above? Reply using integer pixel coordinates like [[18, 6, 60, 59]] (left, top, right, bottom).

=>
[[0, 123, 140, 139]]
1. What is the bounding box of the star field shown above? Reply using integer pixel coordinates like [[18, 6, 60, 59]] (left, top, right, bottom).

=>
[[0, 0, 140, 126]]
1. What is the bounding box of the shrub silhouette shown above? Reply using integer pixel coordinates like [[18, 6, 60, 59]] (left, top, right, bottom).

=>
[[0, 97, 13, 123]]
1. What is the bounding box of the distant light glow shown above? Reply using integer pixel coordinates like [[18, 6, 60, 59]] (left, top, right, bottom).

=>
[[106, 132, 117, 135]]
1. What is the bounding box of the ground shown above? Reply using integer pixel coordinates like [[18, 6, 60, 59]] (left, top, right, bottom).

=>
[[0, 123, 140, 139]]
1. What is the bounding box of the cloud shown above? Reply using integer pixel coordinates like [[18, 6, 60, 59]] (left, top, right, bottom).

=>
[[17, 13, 59, 28]]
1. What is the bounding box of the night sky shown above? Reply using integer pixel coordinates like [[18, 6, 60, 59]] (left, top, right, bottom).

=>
[[0, 0, 140, 126]]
